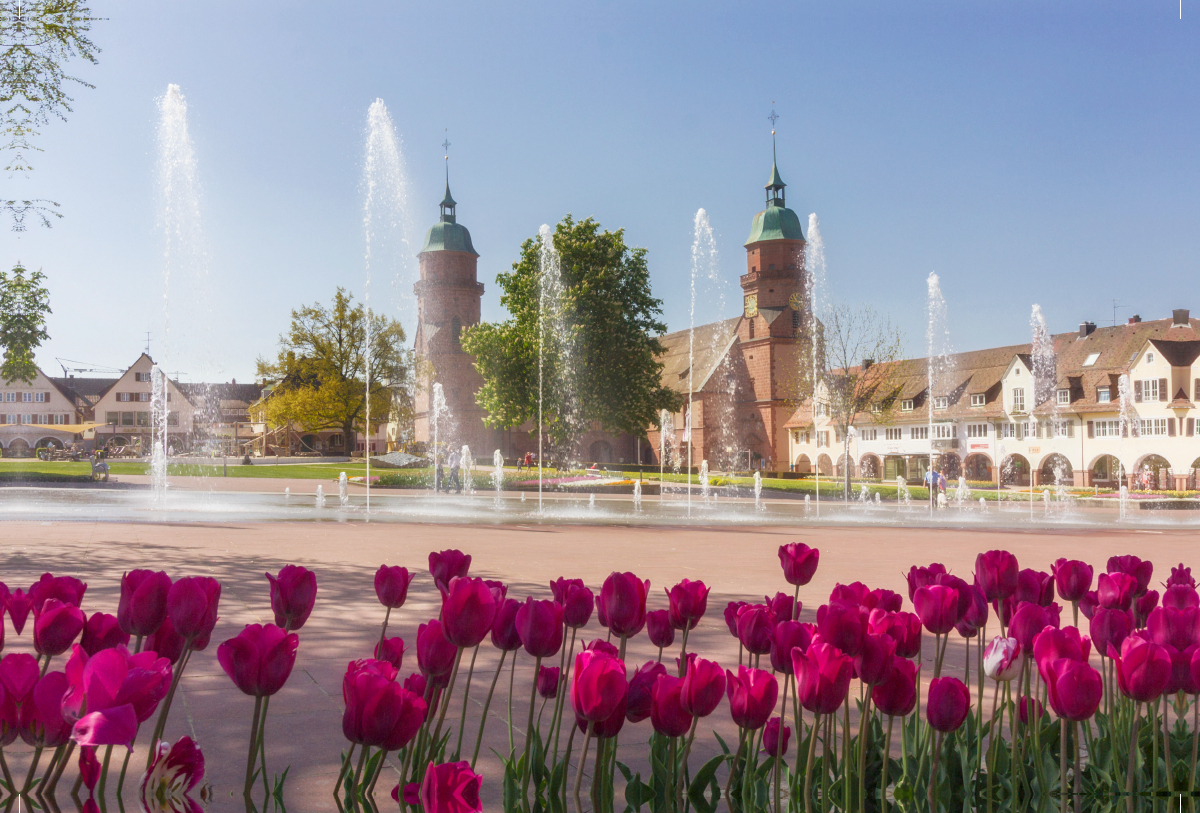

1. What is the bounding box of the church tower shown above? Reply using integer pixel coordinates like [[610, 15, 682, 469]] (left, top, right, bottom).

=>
[[412, 171, 489, 453], [736, 146, 808, 467]]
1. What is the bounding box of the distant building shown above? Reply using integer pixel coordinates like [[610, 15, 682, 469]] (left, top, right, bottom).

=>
[[0, 368, 80, 456], [786, 311, 1200, 490]]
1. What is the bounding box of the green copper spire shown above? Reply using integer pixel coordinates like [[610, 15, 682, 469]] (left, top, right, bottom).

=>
[[441, 179, 457, 211]]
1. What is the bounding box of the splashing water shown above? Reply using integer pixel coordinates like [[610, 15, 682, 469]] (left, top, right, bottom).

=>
[[895, 475, 912, 506], [284, 487, 290, 502], [149, 365, 169, 501], [460, 445, 473, 495], [492, 449, 504, 509], [339, 472, 349, 507], [1030, 305, 1057, 414], [686, 209, 721, 513], [925, 273, 952, 508], [806, 214, 826, 517], [699, 460, 711, 503], [754, 471, 763, 512], [633, 480, 642, 512], [315, 485, 325, 508], [429, 383, 452, 488]]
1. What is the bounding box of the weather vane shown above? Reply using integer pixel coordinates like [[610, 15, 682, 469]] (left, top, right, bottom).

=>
[[767, 106, 779, 133]]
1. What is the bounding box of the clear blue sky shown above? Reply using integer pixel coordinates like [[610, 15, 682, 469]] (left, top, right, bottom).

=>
[[4, 1, 1198, 383]]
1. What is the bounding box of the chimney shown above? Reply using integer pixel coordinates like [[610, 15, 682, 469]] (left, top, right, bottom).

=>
[[1173, 308, 1190, 326], [1078, 321, 1096, 338], [1127, 315, 1141, 325]]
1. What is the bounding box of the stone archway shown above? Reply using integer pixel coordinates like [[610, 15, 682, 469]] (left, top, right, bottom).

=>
[[1001, 453, 1030, 487], [817, 454, 833, 476], [7, 438, 31, 458], [1089, 453, 1124, 486], [964, 453, 992, 482], [836, 453, 856, 478], [935, 453, 961, 480], [1135, 454, 1172, 491], [794, 453, 812, 474], [1039, 453, 1073, 486], [300, 434, 319, 453], [859, 453, 881, 480]]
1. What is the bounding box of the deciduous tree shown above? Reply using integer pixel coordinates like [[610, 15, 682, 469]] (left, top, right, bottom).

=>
[[0, 261, 50, 383]]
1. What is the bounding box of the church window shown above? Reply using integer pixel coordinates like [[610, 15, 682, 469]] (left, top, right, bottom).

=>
[[792, 310, 800, 335], [748, 320, 755, 339], [452, 316, 462, 348]]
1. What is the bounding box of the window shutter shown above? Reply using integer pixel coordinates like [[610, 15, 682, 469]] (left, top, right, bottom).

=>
[[1169, 419, 1177, 437], [1067, 421, 1074, 438], [1195, 378, 1200, 401], [1087, 420, 1094, 439], [1188, 418, 1195, 437], [1159, 378, 1168, 401], [1133, 380, 1142, 402]]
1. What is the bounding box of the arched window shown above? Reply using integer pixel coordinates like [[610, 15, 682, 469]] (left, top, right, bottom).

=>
[[792, 309, 800, 335]]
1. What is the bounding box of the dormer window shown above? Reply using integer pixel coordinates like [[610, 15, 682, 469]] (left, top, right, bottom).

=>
[[970, 394, 985, 407], [901, 399, 914, 412], [1097, 387, 1111, 403], [1012, 387, 1026, 412], [1056, 389, 1070, 405], [933, 396, 948, 410]]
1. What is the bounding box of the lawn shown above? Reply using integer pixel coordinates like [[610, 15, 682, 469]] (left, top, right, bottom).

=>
[[0, 459, 374, 481]]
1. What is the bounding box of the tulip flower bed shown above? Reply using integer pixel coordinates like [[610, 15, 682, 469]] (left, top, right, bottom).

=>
[[2, 539, 1197, 813]]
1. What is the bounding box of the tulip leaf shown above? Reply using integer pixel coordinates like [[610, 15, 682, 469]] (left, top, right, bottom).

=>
[[617, 762, 652, 811], [712, 730, 732, 756], [686, 754, 723, 813], [502, 760, 521, 813]]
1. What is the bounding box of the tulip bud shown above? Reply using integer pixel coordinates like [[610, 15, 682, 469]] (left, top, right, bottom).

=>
[[725, 666, 778, 730], [441, 577, 499, 649], [625, 661, 666, 723], [982, 636, 1022, 681], [374, 565, 415, 609], [646, 610, 674, 649], [868, 609, 922, 659], [778, 543, 819, 586], [1046, 658, 1103, 721], [679, 655, 725, 718], [1166, 563, 1196, 589], [374, 637, 406, 670], [1016, 695, 1044, 725], [1079, 590, 1099, 620], [117, 570, 171, 638], [428, 550, 472, 593], [1052, 559, 1093, 603], [217, 623, 299, 697], [666, 579, 710, 631], [913, 585, 959, 636], [1134, 590, 1159, 630], [1089, 607, 1133, 657], [1008, 601, 1053, 653], [816, 602, 866, 656], [926, 677, 970, 733], [1032, 626, 1090, 684], [571, 649, 627, 723], [600, 572, 650, 639], [80, 612, 129, 656], [1098, 572, 1137, 612], [1107, 555, 1153, 597], [829, 582, 869, 607], [855, 632, 897, 686], [420, 761, 482, 813], [764, 592, 798, 622], [650, 674, 693, 737], [166, 577, 221, 648], [761, 717, 790, 757], [537, 666, 560, 699], [1111, 635, 1172, 703], [144, 616, 186, 665], [515, 598, 563, 658], [724, 601, 747, 638], [7, 589, 32, 635], [550, 579, 594, 629], [862, 589, 903, 613], [974, 551, 1019, 602], [28, 573, 87, 612], [33, 599, 85, 657], [905, 563, 948, 603], [266, 565, 317, 631], [737, 605, 777, 655], [770, 621, 814, 674], [872, 656, 918, 717], [490, 598, 522, 652], [416, 621, 458, 678], [1163, 584, 1200, 611], [793, 643, 853, 716], [1014, 569, 1054, 607]]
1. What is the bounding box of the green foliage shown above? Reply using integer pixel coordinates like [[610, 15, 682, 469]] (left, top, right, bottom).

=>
[[0, 261, 50, 382], [256, 288, 413, 452], [462, 215, 682, 458], [0, 0, 100, 228]]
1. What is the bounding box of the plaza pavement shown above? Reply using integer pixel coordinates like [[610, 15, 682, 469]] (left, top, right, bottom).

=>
[[1, 492, 1195, 810]]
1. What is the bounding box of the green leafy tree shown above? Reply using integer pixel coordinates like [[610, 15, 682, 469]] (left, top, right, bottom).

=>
[[0, 0, 100, 229], [0, 261, 50, 383], [463, 215, 681, 456], [256, 288, 413, 453]]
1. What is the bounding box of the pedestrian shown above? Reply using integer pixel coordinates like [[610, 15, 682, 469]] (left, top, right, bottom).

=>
[[447, 449, 461, 493], [924, 466, 938, 509]]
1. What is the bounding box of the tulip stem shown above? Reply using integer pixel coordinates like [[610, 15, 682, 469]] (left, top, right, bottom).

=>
[[1190, 698, 1198, 794], [335, 744, 356, 804], [1126, 701, 1140, 801], [378, 606, 392, 650], [928, 730, 944, 810], [37, 744, 61, 801], [116, 729, 137, 799], [1059, 717, 1067, 813], [352, 745, 370, 800], [881, 715, 893, 813], [259, 694, 272, 799], [550, 627, 578, 778], [367, 748, 388, 797], [774, 673, 790, 813], [148, 645, 193, 769], [842, 693, 851, 813], [0, 749, 13, 799], [521, 654, 543, 804], [573, 721, 593, 813], [21, 745, 42, 796], [986, 680, 1001, 813], [430, 647, 463, 759], [678, 626, 690, 675], [725, 726, 746, 811], [97, 744, 113, 800], [471, 650, 507, 770], [46, 740, 74, 797], [858, 686, 873, 813], [453, 644, 480, 760], [1073, 721, 1081, 813], [245, 694, 264, 802], [677, 717, 698, 810], [1163, 694, 1173, 794], [803, 716, 819, 813]]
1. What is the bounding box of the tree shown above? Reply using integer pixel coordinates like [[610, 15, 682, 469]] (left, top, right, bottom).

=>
[[0, 261, 50, 383], [256, 289, 412, 455], [817, 303, 905, 499], [462, 215, 682, 459], [0, 1, 100, 229]]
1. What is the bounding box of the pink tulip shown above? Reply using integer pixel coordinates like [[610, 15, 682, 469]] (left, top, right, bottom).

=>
[[600, 572, 650, 638], [570, 649, 627, 723], [793, 642, 853, 716], [33, 598, 85, 657], [646, 610, 674, 649], [872, 656, 918, 716], [144, 616, 186, 665], [61, 646, 173, 724], [1147, 606, 1200, 651], [375, 565, 416, 609], [926, 677, 970, 732], [81, 612, 130, 656], [855, 632, 897, 686], [0, 653, 40, 720], [778, 543, 819, 586], [770, 621, 815, 674], [29, 573, 87, 611], [1135, 590, 1160, 629], [440, 577, 500, 649], [1078, 591, 1099, 620], [726, 666, 778, 730], [666, 579, 709, 631], [514, 597, 563, 658], [650, 674, 693, 737], [217, 623, 299, 697], [1014, 569, 1054, 607], [905, 563, 948, 602], [1052, 559, 1093, 603], [78, 744, 100, 789], [166, 577, 221, 649], [417, 621, 458, 679], [625, 661, 667, 723], [679, 654, 726, 718], [490, 599, 522, 652], [7, 589, 31, 635], [117, 570, 171, 637], [1008, 601, 1055, 652], [974, 551, 1019, 602], [954, 584, 989, 638], [736, 604, 777, 655], [724, 601, 748, 638], [583, 639, 619, 658], [762, 717, 790, 757], [1045, 658, 1102, 721], [1111, 635, 1172, 703], [913, 585, 959, 635], [19, 671, 72, 747], [141, 737, 206, 812], [1017, 695, 1045, 725], [868, 610, 922, 659], [428, 550, 472, 593], [816, 602, 866, 656], [1097, 572, 1137, 611], [1032, 626, 1090, 684], [1107, 555, 1153, 597], [862, 589, 903, 613], [420, 760, 483, 813], [765, 591, 798, 622], [1166, 563, 1195, 589], [265, 565, 317, 631], [375, 637, 406, 670], [537, 666, 560, 699], [72, 703, 138, 748], [1089, 607, 1133, 656], [982, 636, 1022, 681], [550, 578, 594, 629], [1163, 584, 1200, 611]]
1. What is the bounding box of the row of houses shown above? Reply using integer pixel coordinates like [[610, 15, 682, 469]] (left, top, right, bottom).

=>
[[787, 310, 1200, 490]]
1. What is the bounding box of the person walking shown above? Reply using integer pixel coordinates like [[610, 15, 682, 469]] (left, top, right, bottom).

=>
[[924, 466, 938, 509], [447, 449, 462, 493]]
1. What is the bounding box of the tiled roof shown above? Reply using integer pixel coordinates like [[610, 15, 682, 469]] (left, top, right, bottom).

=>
[[654, 317, 741, 396]]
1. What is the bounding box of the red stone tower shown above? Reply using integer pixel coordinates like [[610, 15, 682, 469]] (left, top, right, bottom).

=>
[[412, 177, 489, 453], [736, 151, 808, 466]]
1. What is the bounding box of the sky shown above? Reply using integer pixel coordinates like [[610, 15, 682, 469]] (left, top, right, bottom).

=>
[[4, 1, 1199, 383]]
